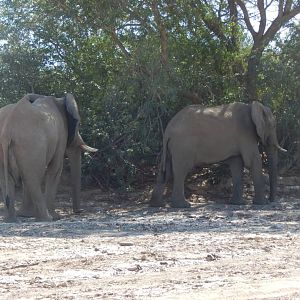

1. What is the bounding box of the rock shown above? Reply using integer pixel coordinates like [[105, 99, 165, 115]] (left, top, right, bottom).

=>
[[128, 265, 142, 272], [119, 242, 134, 246]]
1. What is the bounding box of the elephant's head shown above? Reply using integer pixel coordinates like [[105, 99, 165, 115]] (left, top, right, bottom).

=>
[[251, 101, 286, 201], [63, 93, 97, 212]]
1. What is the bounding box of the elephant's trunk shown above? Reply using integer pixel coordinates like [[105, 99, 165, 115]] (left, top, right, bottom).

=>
[[266, 146, 278, 202], [67, 147, 82, 213]]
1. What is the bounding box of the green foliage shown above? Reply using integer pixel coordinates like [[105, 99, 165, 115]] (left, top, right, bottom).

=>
[[0, 0, 299, 188]]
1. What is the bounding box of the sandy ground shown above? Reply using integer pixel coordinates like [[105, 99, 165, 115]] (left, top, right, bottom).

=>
[[0, 176, 299, 300]]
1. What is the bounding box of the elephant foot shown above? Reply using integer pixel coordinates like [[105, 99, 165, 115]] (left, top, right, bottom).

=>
[[50, 210, 61, 221], [170, 199, 191, 208], [4, 215, 18, 223], [17, 208, 35, 218], [229, 197, 245, 205], [149, 188, 165, 207], [149, 198, 166, 207], [268, 196, 276, 203], [253, 197, 268, 205], [35, 212, 53, 222], [36, 216, 53, 222]]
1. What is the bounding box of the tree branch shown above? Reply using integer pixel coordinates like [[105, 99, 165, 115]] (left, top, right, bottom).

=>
[[257, 0, 266, 37], [124, 6, 155, 33], [284, 0, 293, 13], [265, 0, 275, 10], [235, 0, 257, 38], [105, 27, 131, 60], [150, 0, 168, 66], [264, 5, 300, 44], [278, 0, 284, 17], [191, 1, 236, 49], [228, 0, 239, 50]]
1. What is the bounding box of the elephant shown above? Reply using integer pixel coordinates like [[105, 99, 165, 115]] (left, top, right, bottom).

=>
[[0, 93, 97, 222], [150, 101, 287, 208]]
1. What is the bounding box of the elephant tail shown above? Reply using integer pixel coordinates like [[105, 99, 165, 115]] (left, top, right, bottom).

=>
[[149, 135, 171, 207], [1, 116, 18, 213], [161, 135, 169, 174], [160, 135, 172, 183]]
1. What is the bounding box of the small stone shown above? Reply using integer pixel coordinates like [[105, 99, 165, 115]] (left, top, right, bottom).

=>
[[128, 265, 142, 272], [119, 242, 134, 246], [205, 253, 220, 261]]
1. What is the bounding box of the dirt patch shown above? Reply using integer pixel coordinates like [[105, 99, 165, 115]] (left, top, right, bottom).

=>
[[0, 176, 300, 299]]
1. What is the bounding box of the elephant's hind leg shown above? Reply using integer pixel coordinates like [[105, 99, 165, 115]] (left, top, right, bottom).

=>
[[3, 176, 17, 222], [18, 176, 51, 221], [26, 181, 52, 221], [227, 156, 245, 205], [19, 158, 52, 221], [45, 157, 64, 220], [17, 185, 36, 217], [170, 157, 191, 208]]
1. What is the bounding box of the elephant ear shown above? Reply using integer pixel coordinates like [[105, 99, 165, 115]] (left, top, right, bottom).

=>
[[65, 93, 80, 146], [251, 101, 270, 145]]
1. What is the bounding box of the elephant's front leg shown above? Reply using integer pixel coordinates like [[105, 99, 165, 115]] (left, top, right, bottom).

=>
[[250, 150, 266, 205], [227, 156, 245, 205], [170, 158, 191, 208]]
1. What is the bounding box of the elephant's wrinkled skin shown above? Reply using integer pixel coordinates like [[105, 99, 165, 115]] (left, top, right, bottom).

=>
[[0, 94, 97, 222], [150, 101, 286, 208]]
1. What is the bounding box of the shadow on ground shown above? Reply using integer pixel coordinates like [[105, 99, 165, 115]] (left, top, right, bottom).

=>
[[0, 176, 299, 239]]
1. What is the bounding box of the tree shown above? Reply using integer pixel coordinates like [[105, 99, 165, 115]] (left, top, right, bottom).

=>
[[236, 0, 300, 101], [0, 0, 299, 187]]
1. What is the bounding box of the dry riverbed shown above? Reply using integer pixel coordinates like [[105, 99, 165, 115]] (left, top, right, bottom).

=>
[[0, 176, 300, 299]]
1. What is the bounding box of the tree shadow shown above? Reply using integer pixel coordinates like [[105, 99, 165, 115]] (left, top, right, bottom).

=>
[[0, 184, 299, 239]]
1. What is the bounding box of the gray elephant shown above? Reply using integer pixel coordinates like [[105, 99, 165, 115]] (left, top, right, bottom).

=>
[[0, 93, 97, 222], [150, 101, 286, 208]]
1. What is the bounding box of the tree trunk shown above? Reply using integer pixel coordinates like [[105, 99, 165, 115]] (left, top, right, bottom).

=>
[[245, 45, 263, 102]]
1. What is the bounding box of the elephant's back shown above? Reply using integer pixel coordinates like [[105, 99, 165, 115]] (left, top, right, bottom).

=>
[[164, 102, 250, 164], [8, 97, 64, 159], [165, 103, 245, 135]]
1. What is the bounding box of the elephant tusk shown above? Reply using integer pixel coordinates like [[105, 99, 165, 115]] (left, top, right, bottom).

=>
[[276, 144, 287, 153], [80, 144, 98, 152]]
